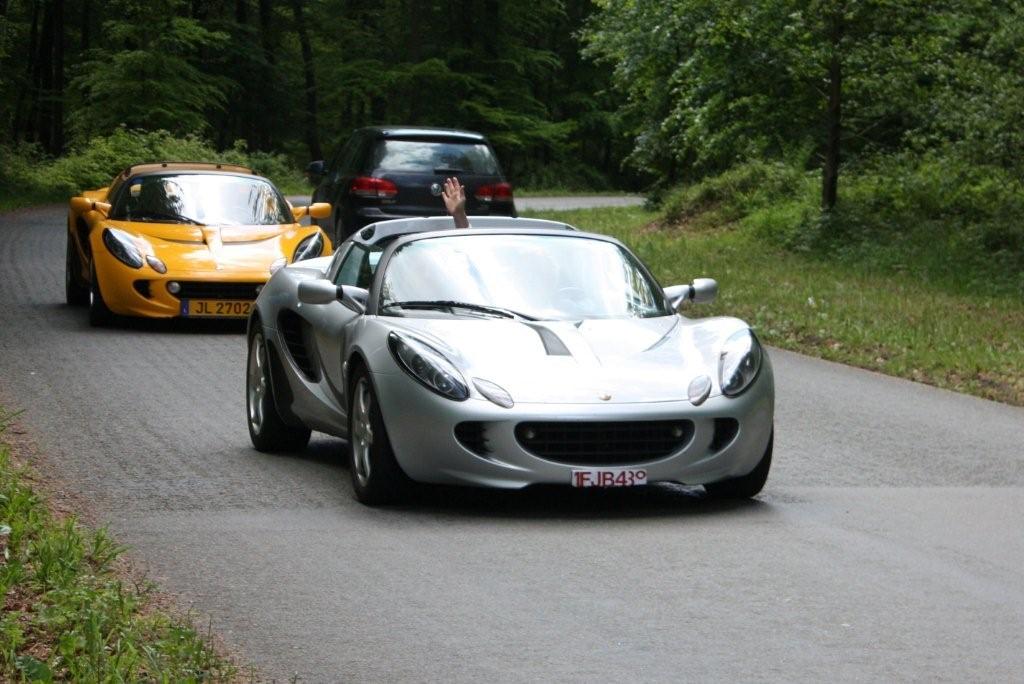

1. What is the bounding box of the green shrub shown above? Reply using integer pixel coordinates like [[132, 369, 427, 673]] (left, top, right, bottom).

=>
[[660, 160, 811, 228], [657, 153, 1024, 296], [0, 128, 306, 207]]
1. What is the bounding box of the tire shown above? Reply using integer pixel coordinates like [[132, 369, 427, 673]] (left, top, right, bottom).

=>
[[65, 236, 89, 306], [88, 264, 114, 327], [348, 369, 410, 506], [246, 325, 311, 452], [704, 430, 773, 499]]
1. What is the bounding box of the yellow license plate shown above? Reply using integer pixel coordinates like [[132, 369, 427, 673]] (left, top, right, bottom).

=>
[[182, 299, 253, 317]]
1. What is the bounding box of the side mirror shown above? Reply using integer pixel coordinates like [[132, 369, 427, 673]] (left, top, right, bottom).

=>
[[341, 285, 368, 313], [296, 279, 367, 314], [306, 160, 325, 185], [70, 197, 111, 216], [691, 278, 718, 304], [298, 279, 340, 304], [308, 202, 331, 219], [664, 278, 718, 309], [292, 203, 330, 220]]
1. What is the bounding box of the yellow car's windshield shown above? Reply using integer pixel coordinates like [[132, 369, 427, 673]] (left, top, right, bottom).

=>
[[109, 173, 292, 226]]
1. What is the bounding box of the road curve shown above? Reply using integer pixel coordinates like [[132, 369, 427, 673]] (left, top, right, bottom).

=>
[[1, 203, 1023, 682]]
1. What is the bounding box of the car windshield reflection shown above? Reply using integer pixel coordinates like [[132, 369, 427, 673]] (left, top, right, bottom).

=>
[[109, 173, 292, 226], [380, 234, 671, 321]]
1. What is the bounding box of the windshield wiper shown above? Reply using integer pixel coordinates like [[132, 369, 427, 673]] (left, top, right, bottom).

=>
[[383, 300, 537, 321], [132, 211, 205, 225]]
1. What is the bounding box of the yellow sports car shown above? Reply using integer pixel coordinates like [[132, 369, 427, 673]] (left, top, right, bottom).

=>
[[65, 162, 332, 325]]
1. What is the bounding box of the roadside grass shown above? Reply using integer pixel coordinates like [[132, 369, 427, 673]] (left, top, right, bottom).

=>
[[0, 191, 64, 213], [0, 410, 237, 682], [524, 206, 1024, 406]]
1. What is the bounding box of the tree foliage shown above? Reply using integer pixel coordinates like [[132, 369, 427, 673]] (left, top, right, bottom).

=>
[[68, 0, 231, 139], [583, 0, 1024, 198], [0, 0, 630, 189]]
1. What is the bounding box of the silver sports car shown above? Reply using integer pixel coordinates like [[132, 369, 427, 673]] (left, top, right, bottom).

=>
[[245, 216, 774, 505]]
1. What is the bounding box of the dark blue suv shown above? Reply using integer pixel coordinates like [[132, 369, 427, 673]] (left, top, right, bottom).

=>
[[308, 126, 517, 244]]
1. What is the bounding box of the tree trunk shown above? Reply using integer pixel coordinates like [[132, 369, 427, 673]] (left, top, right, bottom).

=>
[[290, 0, 321, 160], [822, 12, 843, 212], [30, 0, 54, 147], [257, 0, 276, 149], [52, 0, 65, 153], [12, 0, 40, 139], [81, 0, 92, 52]]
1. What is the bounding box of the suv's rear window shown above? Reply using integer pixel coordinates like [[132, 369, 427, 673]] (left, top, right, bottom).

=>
[[368, 139, 499, 175]]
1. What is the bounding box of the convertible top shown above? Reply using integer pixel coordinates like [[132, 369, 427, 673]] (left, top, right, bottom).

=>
[[115, 161, 256, 180], [352, 216, 576, 246]]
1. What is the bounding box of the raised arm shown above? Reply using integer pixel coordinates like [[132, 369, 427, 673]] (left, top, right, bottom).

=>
[[441, 177, 469, 228]]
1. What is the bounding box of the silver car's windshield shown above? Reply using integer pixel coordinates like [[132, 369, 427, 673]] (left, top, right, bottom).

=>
[[380, 234, 672, 321]]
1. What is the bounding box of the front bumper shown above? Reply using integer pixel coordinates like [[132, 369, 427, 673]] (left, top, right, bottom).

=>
[[371, 360, 774, 489], [95, 256, 266, 319]]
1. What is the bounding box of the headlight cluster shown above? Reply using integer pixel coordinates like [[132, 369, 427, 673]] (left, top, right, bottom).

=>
[[719, 328, 762, 397], [102, 228, 144, 269], [388, 332, 469, 401], [293, 232, 324, 262]]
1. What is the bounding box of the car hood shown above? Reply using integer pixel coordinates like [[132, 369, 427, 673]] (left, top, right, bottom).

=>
[[107, 221, 309, 273], [383, 315, 742, 404]]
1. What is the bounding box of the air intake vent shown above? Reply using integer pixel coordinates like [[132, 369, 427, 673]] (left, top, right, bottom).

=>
[[176, 281, 262, 300], [516, 420, 693, 465], [278, 310, 318, 381], [454, 422, 490, 456], [710, 418, 739, 452], [132, 280, 152, 298]]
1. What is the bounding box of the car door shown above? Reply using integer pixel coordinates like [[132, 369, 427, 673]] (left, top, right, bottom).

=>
[[307, 242, 382, 420]]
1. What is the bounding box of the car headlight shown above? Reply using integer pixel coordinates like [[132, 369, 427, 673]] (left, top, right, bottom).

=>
[[102, 228, 143, 269], [719, 328, 762, 397], [293, 232, 324, 262], [388, 332, 469, 401]]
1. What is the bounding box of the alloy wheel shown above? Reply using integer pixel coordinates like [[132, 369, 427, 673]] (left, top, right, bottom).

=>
[[351, 377, 375, 486], [247, 333, 268, 434]]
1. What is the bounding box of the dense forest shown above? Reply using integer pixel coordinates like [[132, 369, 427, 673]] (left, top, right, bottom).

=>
[[0, 0, 1023, 288], [0, 0, 630, 190]]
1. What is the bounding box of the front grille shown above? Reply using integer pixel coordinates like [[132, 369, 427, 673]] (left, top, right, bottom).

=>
[[515, 420, 694, 465], [176, 281, 262, 300], [455, 422, 490, 456]]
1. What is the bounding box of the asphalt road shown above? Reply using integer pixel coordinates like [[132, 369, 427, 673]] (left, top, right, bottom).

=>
[[1, 203, 1023, 682]]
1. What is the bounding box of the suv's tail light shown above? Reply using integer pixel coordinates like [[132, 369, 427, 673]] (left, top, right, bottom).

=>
[[350, 176, 398, 198], [475, 182, 514, 203]]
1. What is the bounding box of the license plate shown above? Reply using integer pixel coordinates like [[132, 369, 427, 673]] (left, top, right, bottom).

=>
[[181, 299, 253, 317], [571, 468, 648, 488]]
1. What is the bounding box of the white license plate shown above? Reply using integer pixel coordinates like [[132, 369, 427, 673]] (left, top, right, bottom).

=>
[[571, 468, 648, 488]]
